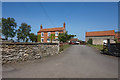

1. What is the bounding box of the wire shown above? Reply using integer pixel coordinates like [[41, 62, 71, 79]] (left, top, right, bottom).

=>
[[39, 2, 55, 27]]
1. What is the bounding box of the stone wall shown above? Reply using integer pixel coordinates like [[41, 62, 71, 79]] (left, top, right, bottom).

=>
[[108, 43, 120, 56], [1, 43, 59, 64], [86, 36, 115, 45]]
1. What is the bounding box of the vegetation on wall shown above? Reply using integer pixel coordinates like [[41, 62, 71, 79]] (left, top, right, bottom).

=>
[[37, 35, 41, 42], [49, 34, 55, 43]]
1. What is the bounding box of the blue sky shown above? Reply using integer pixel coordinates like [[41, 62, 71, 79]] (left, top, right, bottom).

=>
[[2, 2, 118, 41]]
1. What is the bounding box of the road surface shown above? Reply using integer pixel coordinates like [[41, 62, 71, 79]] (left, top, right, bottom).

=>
[[2, 45, 118, 78]]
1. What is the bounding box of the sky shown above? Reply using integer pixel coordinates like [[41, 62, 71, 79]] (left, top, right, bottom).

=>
[[2, 2, 118, 41]]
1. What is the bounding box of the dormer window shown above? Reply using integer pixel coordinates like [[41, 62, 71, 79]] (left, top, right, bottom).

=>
[[55, 31, 59, 36], [41, 32, 44, 37], [48, 32, 51, 37]]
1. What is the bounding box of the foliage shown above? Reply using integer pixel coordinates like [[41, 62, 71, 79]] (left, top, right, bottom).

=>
[[37, 35, 41, 42], [58, 31, 76, 43], [2, 17, 17, 40], [0, 18, 2, 36], [49, 34, 55, 43], [87, 38, 93, 45], [29, 33, 37, 42], [59, 44, 71, 52], [17, 23, 31, 42], [114, 38, 118, 43]]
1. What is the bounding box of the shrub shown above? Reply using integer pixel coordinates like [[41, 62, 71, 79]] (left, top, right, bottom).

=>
[[87, 38, 93, 45]]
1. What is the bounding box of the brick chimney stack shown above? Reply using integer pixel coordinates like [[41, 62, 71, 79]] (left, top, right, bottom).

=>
[[63, 22, 65, 28], [40, 24, 43, 29]]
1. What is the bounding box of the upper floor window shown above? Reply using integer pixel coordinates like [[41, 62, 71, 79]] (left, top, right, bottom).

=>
[[41, 32, 44, 37], [48, 32, 51, 37], [55, 31, 59, 36]]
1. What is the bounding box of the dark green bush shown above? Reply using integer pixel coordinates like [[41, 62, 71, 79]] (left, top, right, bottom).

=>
[[87, 38, 93, 45]]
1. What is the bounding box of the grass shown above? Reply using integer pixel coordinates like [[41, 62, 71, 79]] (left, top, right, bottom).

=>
[[59, 44, 71, 52], [88, 44, 103, 51]]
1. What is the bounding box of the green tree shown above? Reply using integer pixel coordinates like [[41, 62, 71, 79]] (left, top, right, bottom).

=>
[[2, 17, 17, 40], [87, 38, 93, 45], [58, 31, 75, 43], [17, 23, 31, 42], [49, 34, 55, 43], [29, 33, 37, 42]]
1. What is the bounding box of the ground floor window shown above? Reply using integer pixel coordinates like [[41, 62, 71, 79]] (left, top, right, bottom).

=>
[[41, 38, 44, 43], [47, 38, 50, 42]]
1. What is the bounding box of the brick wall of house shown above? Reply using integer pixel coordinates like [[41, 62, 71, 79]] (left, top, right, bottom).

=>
[[38, 31, 63, 43]]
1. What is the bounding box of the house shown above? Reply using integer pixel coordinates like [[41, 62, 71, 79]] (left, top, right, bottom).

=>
[[85, 30, 116, 45], [37, 22, 66, 43]]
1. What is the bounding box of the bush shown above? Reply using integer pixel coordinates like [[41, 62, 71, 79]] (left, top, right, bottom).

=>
[[87, 38, 93, 45]]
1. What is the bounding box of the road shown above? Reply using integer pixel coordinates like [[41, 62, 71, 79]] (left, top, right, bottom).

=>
[[2, 45, 118, 78]]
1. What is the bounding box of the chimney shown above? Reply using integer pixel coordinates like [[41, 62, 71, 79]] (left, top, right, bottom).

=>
[[40, 24, 43, 29], [63, 22, 65, 28]]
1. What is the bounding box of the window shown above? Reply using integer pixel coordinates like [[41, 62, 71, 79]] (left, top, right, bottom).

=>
[[48, 32, 51, 36], [55, 37, 58, 40], [55, 31, 59, 36], [47, 38, 50, 42], [41, 32, 44, 37], [41, 38, 44, 43]]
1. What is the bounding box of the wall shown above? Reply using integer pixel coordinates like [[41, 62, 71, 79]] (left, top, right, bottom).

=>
[[2, 43, 59, 64], [86, 36, 115, 45], [108, 43, 120, 56], [38, 31, 64, 43]]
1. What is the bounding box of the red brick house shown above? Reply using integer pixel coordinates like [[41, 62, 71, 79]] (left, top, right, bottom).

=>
[[37, 22, 66, 43]]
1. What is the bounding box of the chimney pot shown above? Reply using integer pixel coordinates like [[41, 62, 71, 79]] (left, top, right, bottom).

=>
[[40, 24, 43, 29], [63, 22, 65, 28]]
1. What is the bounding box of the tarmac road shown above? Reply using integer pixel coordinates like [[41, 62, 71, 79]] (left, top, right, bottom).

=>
[[2, 45, 118, 78]]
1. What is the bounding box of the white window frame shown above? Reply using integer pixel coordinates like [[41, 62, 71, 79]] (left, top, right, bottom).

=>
[[55, 31, 59, 36], [55, 37, 58, 39], [41, 38, 44, 43], [48, 32, 51, 37], [41, 32, 44, 37]]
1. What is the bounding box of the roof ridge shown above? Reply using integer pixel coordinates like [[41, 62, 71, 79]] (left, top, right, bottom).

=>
[[41, 27, 63, 30], [86, 30, 114, 33]]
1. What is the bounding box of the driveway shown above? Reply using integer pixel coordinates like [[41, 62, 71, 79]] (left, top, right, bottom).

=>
[[2, 45, 118, 78]]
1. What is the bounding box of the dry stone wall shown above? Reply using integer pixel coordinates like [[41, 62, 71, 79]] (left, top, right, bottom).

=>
[[1, 43, 59, 64]]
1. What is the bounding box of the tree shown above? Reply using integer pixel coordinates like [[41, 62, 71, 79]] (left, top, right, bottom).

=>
[[29, 33, 37, 42], [58, 31, 76, 43], [17, 23, 31, 42], [2, 17, 17, 40], [87, 38, 93, 45], [49, 34, 55, 43]]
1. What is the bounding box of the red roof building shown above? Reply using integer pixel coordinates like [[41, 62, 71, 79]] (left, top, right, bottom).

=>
[[37, 22, 66, 43], [85, 30, 116, 45]]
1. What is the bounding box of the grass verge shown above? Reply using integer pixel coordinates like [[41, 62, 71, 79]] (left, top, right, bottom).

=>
[[59, 44, 71, 52], [87, 44, 103, 51]]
